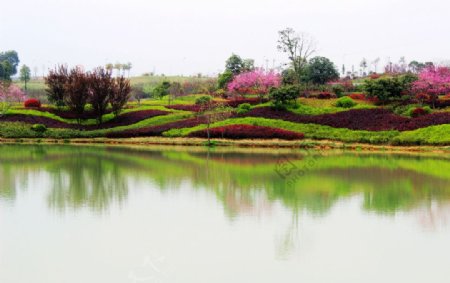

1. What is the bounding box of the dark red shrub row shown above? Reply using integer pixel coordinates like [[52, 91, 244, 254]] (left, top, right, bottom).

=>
[[33, 107, 114, 119], [189, 124, 304, 140], [24, 99, 41, 108], [224, 97, 268, 108], [0, 110, 169, 130], [348, 93, 366, 100], [243, 107, 450, 131], [411, 108, 428, 118], [166, 104, 201, 112], [107, 117, 206, 138], [316, 92, 336, 99], [436, 99, 450, 108], [92, 110, 169, 130]]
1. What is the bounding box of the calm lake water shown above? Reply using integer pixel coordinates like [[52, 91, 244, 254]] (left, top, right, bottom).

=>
[[1, 144, 450, 283]]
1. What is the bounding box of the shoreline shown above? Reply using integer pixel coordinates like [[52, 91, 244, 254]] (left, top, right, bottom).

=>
[[1, 137, 449, 154]]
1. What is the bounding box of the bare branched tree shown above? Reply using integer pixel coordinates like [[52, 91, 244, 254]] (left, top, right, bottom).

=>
[[277, 28, 317, 82]]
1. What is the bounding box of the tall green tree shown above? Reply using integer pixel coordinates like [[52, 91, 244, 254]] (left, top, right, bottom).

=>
[[0, 50, 20, 76], [225, 54, 244, 75], [305, 56, 339, 85], [20, 65, 31, 90]]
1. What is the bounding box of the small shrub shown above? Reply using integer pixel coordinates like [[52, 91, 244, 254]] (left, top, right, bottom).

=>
[[195, 95, 212, 105], [215, 88, 226, 98], [335, 97, 357, 108], [236, 103, 251, 114], [24, 98, 41, 108], [269, 85, 299, 109], [31, 124, 47, 133], [332, 84, 345, 97]]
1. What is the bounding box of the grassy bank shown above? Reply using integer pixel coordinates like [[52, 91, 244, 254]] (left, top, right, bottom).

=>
[[1, 136, 450, 154]]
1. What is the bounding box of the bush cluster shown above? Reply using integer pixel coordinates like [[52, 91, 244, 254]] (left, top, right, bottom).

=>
[[269, 85, 299, 109], [236, 103, 251, 114], [335, 97, 357, 108]]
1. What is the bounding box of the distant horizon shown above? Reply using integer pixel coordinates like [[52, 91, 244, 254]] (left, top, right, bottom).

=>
[[2, 0, 449, 77]]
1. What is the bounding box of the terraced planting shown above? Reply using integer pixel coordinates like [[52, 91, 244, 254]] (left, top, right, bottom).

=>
[[1, 96, 450, 145]]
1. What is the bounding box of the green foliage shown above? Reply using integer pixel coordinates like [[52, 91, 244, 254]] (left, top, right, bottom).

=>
[[269, 85, 299, 109], [281, 69, 297, 85], [195, 95, 212, 105], [305, 56, 340, 85], [152, 81, 171, 99], [335, 97, 357, 108], [31, 124, 47, 133], [394, 124, 450, 145], [218, 70, 233, 89], [363, 74, 417, 104], [236, 103, 251, 114], [0, 50, 20, 79], [331, 84, 345, 97], [19, 65, 31, 90]]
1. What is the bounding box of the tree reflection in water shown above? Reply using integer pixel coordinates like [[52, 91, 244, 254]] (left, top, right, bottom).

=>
[[0, 144, 449, 220]]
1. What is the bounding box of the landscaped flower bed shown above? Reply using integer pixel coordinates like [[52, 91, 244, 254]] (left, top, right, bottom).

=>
[[243, 107, 450, 131], [35, 107, 114, 119], [107, 117, 207, 138], [166, 104, 202, 112], [0, 109, 170, 130], [188, 124, 304, 140]]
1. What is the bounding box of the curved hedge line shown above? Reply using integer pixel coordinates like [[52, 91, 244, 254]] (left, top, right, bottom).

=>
[[189, 124, 304, 140], [243, 107, 450, 131]]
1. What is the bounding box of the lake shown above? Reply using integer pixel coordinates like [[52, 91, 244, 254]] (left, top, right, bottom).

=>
[[1, 144, 450, 283]]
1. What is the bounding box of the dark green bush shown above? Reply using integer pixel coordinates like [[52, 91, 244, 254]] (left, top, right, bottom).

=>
[[332, 84, 345, 97], [195, 95, 212, 105], [363, 74, 418, 104], [269, 85, 299, 109], [31, 124, 47, 133]]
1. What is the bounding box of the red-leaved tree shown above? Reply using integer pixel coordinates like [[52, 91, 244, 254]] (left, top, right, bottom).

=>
[[64, 67, 90, 123], [110, 76, 131, 117], [89, 68, 114, 124]]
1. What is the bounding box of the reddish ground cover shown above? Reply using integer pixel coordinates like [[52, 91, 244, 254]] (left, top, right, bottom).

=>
[[30, 107, 114, 119], [243, 107, 450, 131], [189, 124, 304, 140], [0, 110, 169, 130], [166, 104, 201, 112]]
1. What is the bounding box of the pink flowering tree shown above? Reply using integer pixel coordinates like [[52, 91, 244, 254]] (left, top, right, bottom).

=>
[[412, 66, 450, 107], [0, 83, 26, 116], [227, 69, 281, 100]]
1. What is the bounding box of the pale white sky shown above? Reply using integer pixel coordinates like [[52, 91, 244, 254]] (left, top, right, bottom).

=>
[[1, 0, 448, 76]]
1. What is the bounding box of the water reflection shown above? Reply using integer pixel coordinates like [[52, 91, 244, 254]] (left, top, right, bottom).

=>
[[1, 144, 450, 218]]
